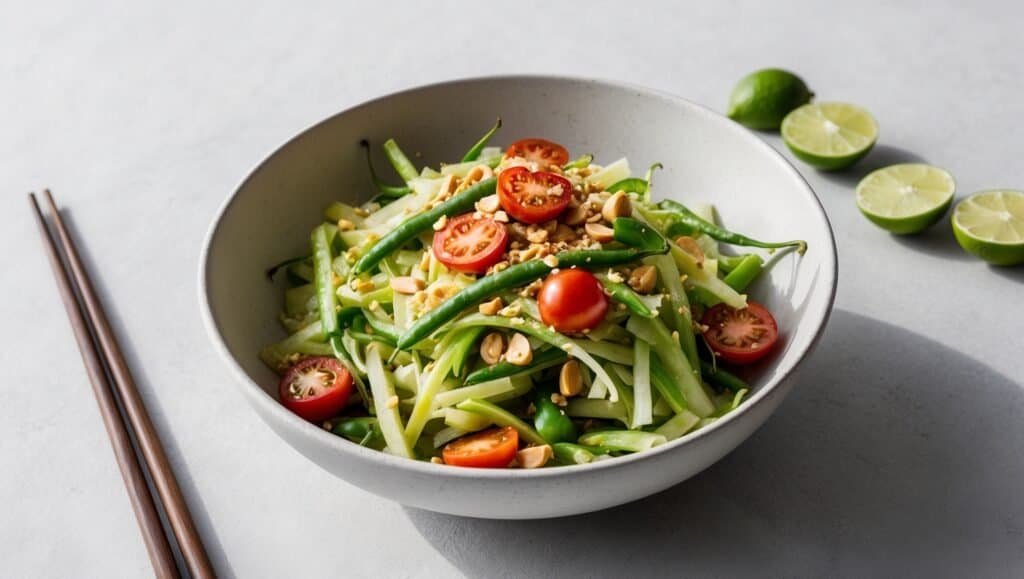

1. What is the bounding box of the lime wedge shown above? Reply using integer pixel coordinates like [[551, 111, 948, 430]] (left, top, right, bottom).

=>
[[781, 102, 878, 170], [952, 190, 1024, 265], [855, 164, 955, 234]]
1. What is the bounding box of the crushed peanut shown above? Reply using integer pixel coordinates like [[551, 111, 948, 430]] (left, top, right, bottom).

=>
[[475, 194, 501, 213], [602, 191, 631, 222], [542, 254, 560, 268], [585, 222, 615, 243], [432, 215, 448, 231], [493, 210, 510, 223], [478, 297, 504, 315], [675, 236, 705, 268], [628, 265, 658, 294], [550, 392, 568, 407], [390, 276, 424, 294], [516, 445, 553, 469], [497, 302, 522, 318]]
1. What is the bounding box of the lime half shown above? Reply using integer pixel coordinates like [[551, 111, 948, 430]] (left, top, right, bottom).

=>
[[952, 190, 1024, 265], [781, 102, 878, 170], [855, 164, 955, 234], [727, 69, 814, 130]]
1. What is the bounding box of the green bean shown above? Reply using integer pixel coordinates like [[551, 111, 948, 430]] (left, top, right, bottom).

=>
[[312, 224, 339, 337], [456, 398, 547, 446], [716, 253, 748, 273], [395, 217, 668, 348], [382, 138, 420, 184], [577, 430, 667, 452], [460, 118, 502, 162], [534, 391, 578, 444], [658, 200, 807, 254], [598, 278, 655, 317], [465, 348, 567, 385], [700, 360, 750, 393], [354, 177, 497, 274], [551, 442, 613, 465], [723, 254, 764, 292], [360, 140, 411, 197], [562, 153, 594, 170]]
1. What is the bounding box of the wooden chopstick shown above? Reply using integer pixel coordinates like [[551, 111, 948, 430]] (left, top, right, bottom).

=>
[[29, 193, 179, 578], [33, 190, 216, 578]]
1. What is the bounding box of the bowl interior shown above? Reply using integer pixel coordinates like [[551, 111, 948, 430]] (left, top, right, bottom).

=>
[[202, 76, 835, 447]]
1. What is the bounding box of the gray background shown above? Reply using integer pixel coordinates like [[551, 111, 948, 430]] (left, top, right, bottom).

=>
[[3, 1, 1022, 577]]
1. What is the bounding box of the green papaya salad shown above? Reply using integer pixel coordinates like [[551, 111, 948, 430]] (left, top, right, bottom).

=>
[[261, 120, 806, 469]]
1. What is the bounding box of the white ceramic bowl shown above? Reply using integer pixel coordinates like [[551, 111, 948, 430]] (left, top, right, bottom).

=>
[[200, 76, 837, 519]]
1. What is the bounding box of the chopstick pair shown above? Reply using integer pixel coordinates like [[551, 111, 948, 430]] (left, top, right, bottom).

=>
[[29, 191, 214, 579]]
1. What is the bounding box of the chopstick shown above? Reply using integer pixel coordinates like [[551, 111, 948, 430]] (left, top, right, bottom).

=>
[[30, 191, 215, 578]]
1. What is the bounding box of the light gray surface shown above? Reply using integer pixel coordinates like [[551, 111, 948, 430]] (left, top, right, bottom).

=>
[[2, 0, 1021, 577]]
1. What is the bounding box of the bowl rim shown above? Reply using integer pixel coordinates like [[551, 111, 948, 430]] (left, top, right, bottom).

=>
[[199, 73, 838, 481]]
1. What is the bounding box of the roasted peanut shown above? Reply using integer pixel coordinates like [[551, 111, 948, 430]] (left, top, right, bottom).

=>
[[602, 191, 631, 222], [516, 445, 553, 469], [480, 332, 506, 365], [505, 333, 533, 366], [559, 360, 583, 397], [585, 222, 615, 243], [628, 265, 658, 294], [389, 276, 424, 294]]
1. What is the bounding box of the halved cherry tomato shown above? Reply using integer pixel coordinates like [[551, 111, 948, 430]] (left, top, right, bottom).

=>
[[432, 213, 509, 274], [505, 138, 569, 169], [701, 301, 779, 365], [497, 166, 573, 224], [442, 426, 519, 468], [278, 357, 354, 422], [537, 268, 609, 332]]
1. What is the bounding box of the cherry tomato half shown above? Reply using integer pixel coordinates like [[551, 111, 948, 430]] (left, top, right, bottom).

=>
[[505, 138, 570, 169], [432, 213, 509, 274], [497, 166, 573, 224], [278, 357, 354, 422], [442, 426, 519, 468], [537, 268, 609, 333], [701, 301, 779, 365]]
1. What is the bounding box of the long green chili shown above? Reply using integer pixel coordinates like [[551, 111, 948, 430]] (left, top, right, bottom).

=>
[[659, 200, 807, 254], [354, 177, 498, 274], [460, 118, 502, 162], [361, 140, 411, 197], [598, 278, 656, 317], [700, 360, 750, 393], [396, 218, 668, 348]]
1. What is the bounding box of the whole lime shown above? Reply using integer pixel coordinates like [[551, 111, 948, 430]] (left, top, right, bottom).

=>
[[727, 69, 814, 130]]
